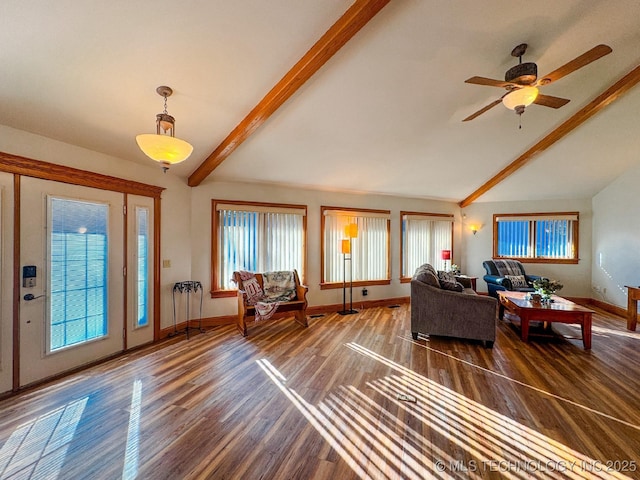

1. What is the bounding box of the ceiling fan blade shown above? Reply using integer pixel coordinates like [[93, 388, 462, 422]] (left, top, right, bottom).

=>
[[462, 98, 503, 122], [534, 94, 570, 109], [465, 76, 515, 88], [536, 44, 612, 86]]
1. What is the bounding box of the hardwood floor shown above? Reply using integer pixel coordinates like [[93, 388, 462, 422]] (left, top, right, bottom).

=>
[[1, 305, 639, 479]]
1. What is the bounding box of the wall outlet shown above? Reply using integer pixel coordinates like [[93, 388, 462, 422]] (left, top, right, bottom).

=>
[[162, 259, 171, 268], [593, 285, 601, 293], [362, 288, 368, 296]]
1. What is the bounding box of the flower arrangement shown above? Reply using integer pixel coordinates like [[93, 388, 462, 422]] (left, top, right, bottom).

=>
[[533, 278, 563, 299], [449, 263, 459, 274]]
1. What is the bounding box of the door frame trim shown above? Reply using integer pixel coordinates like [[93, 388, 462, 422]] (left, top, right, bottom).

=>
[[2, 151, 164, 392]]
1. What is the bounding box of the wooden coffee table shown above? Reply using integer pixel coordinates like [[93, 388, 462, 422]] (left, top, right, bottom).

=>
[[498, 291, 594, 349]]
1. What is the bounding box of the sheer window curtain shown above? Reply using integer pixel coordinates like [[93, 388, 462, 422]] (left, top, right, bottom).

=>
[[403, 218, 452, 276], [324, 213, 389, 283]]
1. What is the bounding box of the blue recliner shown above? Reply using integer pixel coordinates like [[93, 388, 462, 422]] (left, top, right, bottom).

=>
[[482, 259, 542, 299]]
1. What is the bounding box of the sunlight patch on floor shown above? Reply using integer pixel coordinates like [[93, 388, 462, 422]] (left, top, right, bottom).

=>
[[399, 333, 640, 432], [347, 342, 634, 479], [122, 379, 143, 480], [0, 397, 87, 479]]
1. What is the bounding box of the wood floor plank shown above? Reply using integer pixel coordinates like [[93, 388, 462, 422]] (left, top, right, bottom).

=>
[[0, 305, 639, 479]]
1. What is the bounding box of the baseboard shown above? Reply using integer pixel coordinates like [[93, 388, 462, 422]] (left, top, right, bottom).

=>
[[159, 296, 411, 338], [583, 297, 628, 319], [161, 295, 629, 338], [308, 296, 410, 315]]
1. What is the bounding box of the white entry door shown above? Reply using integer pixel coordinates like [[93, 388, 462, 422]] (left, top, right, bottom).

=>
[[19, 177, 124, 387], [126, 195, 154, 349]]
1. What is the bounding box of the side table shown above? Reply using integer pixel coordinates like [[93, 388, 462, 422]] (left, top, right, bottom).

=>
[[455, 275, 477, 292]]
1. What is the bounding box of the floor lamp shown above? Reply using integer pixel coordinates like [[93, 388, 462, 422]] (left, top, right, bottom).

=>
[[338, 223, 358, 315]]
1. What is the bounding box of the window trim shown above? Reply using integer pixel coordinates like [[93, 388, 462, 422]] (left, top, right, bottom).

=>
[[210, 199, 308, 298], [492, 211, 579, 264], [134, 206, 150, 329], [399, 211, 454, 283], [320, 206, 391, 290], [46, 196, 110, 354]]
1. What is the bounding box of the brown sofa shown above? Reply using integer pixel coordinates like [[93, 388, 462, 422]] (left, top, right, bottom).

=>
[[410, 264, 498, 348]]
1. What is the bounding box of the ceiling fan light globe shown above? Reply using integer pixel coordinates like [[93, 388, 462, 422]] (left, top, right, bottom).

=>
[[502, 86, 539, 110]]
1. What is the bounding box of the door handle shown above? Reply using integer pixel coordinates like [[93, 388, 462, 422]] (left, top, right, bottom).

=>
[[23, 293, 45, 301]]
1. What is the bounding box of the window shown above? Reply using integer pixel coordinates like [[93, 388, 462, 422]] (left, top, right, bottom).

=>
[[401, 212, 453, 280], [493, 212, 579, 263], [48, 197, 109, 351], [135, 207, 149, 327], [212, 200, 307, 295], [322, 207, 390, 287]]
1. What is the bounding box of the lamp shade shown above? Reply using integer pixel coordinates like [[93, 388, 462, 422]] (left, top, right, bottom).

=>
[[344, 223, 358, 238], [441, 249, 451, 261], [341, 239, 351, 255], [502, 86, 539, 110], [136, 134, 193, 165]]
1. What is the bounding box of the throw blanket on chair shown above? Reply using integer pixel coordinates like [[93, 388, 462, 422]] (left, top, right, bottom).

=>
[[492, 259, 523, 277], [240, 270, 297, 321]]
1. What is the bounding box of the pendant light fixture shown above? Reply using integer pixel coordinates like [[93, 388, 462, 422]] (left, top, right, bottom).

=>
[[136, 86, 193, 172]]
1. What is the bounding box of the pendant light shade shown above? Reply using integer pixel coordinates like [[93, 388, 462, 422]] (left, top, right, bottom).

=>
[[136, 133, 193, 165], [136, 86, 193, 171]]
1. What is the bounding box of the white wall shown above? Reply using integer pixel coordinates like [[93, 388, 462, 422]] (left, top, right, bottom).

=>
[[0, 124, 192, 329], [461, 198, 593, 297], [0, 122, 606, 329], [592, 163, 640, 308], [190, 180, 461, 318]]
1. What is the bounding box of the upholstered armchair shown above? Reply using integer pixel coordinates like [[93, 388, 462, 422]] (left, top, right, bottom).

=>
[[482, 259, 542, 299]]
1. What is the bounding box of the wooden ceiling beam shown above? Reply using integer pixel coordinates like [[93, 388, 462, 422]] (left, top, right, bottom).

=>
[[188, 0, 392, 187], [459, 64, 640, 208]]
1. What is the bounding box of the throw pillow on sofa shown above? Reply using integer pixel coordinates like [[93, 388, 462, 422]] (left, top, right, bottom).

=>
[[413, 264, 440, 288], [437, 271, 464, 292], [505, 274, 528, 288]]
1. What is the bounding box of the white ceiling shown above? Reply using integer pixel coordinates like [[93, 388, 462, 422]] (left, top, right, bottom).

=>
[[2, 0, 640, 204]]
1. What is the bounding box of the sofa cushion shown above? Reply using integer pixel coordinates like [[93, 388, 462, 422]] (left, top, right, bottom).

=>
[[413, 264, 440, 288], [438, 271, 464, 292], [505, 274, 528, 288]]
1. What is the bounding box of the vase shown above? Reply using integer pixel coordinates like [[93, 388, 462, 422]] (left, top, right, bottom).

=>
[[537, 289, 553, 303]]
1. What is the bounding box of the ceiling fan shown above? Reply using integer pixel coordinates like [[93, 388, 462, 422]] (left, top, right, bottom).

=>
[[462, 43, 612, 122]]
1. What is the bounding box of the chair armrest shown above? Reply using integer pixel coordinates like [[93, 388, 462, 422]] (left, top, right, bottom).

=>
[[296, 283, 308, 302], [525, 274, 542, 286], [483, 275, 512, 290]]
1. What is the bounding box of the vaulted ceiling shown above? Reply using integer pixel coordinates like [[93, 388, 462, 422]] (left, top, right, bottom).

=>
[[2, 1, 640, 204]]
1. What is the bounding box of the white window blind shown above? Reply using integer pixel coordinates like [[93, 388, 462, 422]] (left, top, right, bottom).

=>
[[136, 207, 149, 327], [402, 214, 453, 277], [217, 205, 305, 290], [49, 197, 109, 351], [323, 210, 390, 283]]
